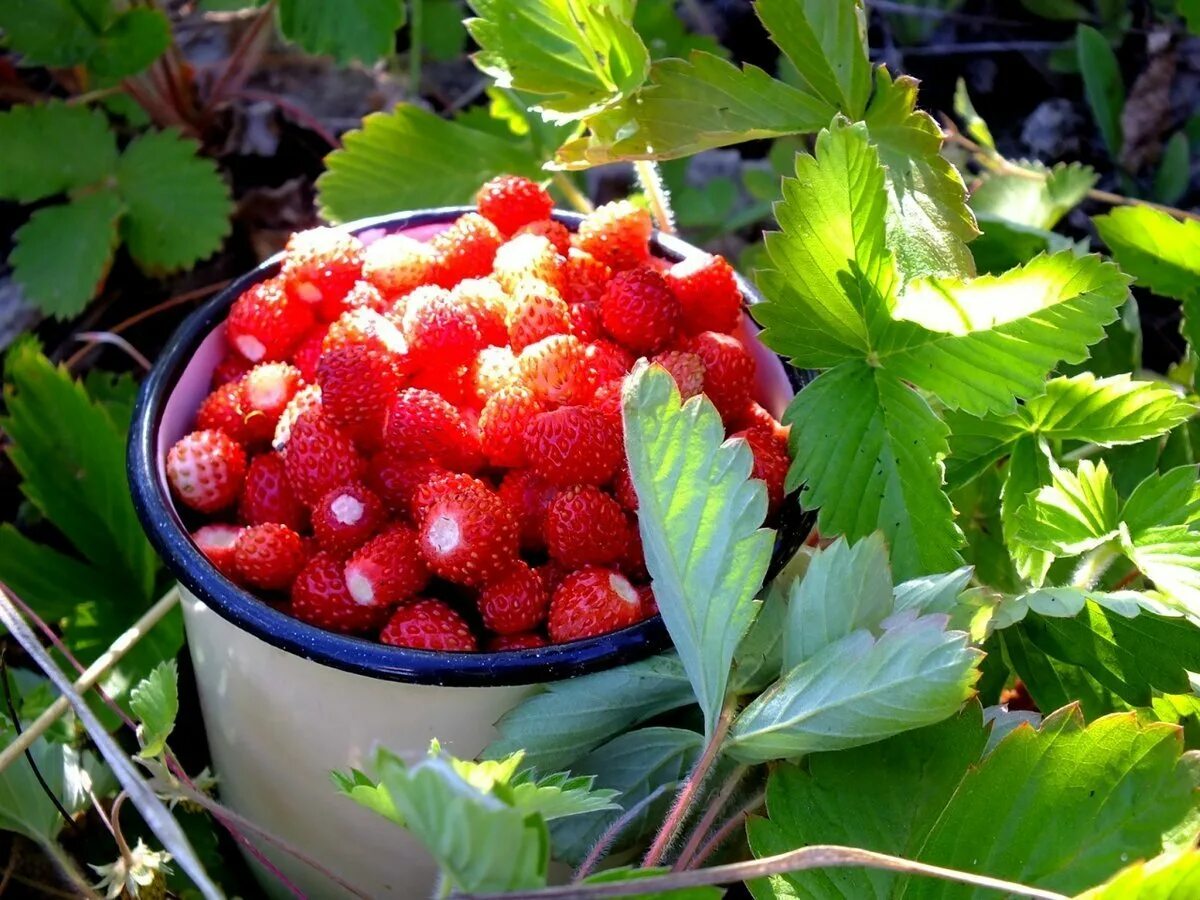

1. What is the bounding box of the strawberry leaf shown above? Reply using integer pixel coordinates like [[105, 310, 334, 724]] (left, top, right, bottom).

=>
[[129, 660, 179, 759], [1015, 459, 1121, 557], [970, 160, 1097, 231], [277, 0, 406, 64], [1079, 852, 1200, 899], [0, 102, 118, 204]]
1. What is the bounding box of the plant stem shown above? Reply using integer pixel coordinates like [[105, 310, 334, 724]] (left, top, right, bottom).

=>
[[642, 700, 735, 868], [36, 837, 101, 900], [673, 765, 747, 870], [1072, 542, 1120, 590], [686, 790, 765, 869], [634, 160, 675, 234], [552, 172, 595, 214], [573, 785, 669, 880], [409, 0, 423, 99], [205, 0, 275, 112]]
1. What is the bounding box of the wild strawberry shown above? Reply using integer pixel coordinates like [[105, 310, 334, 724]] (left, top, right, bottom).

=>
[[734, 426, 791, 516], [419, 483, 519, 586], [507, 278, 570, 352], [651, 350, 705, 398], [478, 561, 549, 634], [281, 227, 364, 321], [363, 452, 428, 511], [384, 388, 471, 462], [241, 362, 304, 445], [195, 381, 248, 443], [192, 524, 242, 579], [323, 308, 414, 372], [362, 234, 436, 298], [637, 584, 658, 618], [493, 233, 564, 293], [343, 523, 429, 607], [476, 175, 554, 235], [341, 280, 391, 316], [212, 351, 253, 387], [272, 383, 322, 452], [451, 277, 510, 346], [167, 430, 247, 513], [291, 325, 330, 383], [411, 471, 487, 525], [479, 385, 546, 468], [664, 253, 742, 335], [400, 285, 484, 364], [523, 405, 623, 486], [568, 301, 605, 342], [430, 213, 502, 287], [613, 463, 638, 511], [683, 331, 755, 421], [577, 200, 652, 271], [515, 219, 571, 255], [282, 410, 365, 504], [240, 452, 307, 531], [562, 247, 612, 305], [226, 278, 314, 364], [291, 552, 388, 633], [515, 334, 596, 406], [380, 599, 477, 651], [312, 482, 386, 557], [548, 566, 643, 643], [497, 468, 558, 551], [590, 378, 624, 424], [587, 340, 634, 385], [731, 401, 790, 444], [233, 523, 307, 590], [600, 267, 681, 354], [317, 344, 403, 446], [538, 559, 570, 596], [620, 527, 649, 582], [488, 632, 547, 651], [545, 485, 632, 568], [469, 345, 517, 403]]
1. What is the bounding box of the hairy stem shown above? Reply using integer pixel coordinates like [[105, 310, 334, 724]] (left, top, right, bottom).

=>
[[36, 837, 101, 900], [1072, 541, 1120, 590], [574, 785, 669, 880], [673, 765, 747, 870], [634, 160, 675, 234], [686, 790, 765, 869], [553, 172, 595, 214]]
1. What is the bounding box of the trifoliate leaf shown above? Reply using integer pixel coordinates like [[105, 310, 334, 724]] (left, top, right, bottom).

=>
[[953, 78, 995, 150], [317, 104, 545, 223], [87, 8, 171, 79], [727, 614, 982, 763], [754, 0, 871, 118], [484, 654, 694, 772], [892, 567, 975, 616], [783, 533, 894, 670], [784, 362, 963, 581], [732, 547, 814, 693], [623, 363, 774, 738], [0, 103, 118, 203], [130, 660, 179, 759], [332, 768, 402, 825], [0, 0, 110, 68], [277, 0, 406, 64], [1078, 852, 1200, 899], [116, 129, 232, 273], [1077, 25, 1125, 160], [1015, 459, 1121, 556], [11, 190, 122, 319], [1001, 627, 1130, 720], [971, 213, 1081, 275], [506, 770, 620, 822], [1123, 467, 1200, 535], [1125, 526, 1200, 615], [467, 0, 649, 123], [970, 160, 1097, 230]]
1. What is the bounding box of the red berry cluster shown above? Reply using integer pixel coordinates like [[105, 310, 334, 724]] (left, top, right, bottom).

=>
[[165, 175, 790, 652]]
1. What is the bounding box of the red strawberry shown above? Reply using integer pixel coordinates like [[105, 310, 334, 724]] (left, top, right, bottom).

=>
[[312, 482, 386, 557], [637, 584, 658, 618], [281, 227, 365, 321], [226, 278, 314, 364], [282, 410, 365, 505], [344, 523, 429, 606], [323, 307, 414, 369], [272, 383, 322, 452], [476, 175, 554, 235], [418, 483, 519, 586], [568, 300, 605, 342], [192, 523, 242, 579], [451, 277, 510, 346], [651, 350, 705, 399], [545, 485, 632, 568], [497, 468, 558, 551], [241, 362, 304, 445], [233, 523, 308, 590], [619, 527, 649, 582], [478, 561, 549, 634], [411, 471, 487, 525], [589, 378, 624, 424], [240, 451, 307, 531], [515, 219, 571, 255], [600, 267, 681, 354], [732, 401, 790, 444], [400, 285, 484, 364], [291, 552, 389, 633], [367, 454, 445, 517], [479, 385, 546, 467], [212, 351, 253, 388], [523, 405, 623, 487], [291, 325, 330, 383], [469, 345, 518, 403], [493, 233, 564, 294], [538, 559, 570, 596], [195, 381, 248, 443], [664, 253, 742, 335], [380, 599, 477, 651], [167, 430, 247, 513], [384, 388, 474, 464], [613, 463, 638, 511], [430, 213, 502, 287], [488, 632, 547, 651], [577, 200, 652, 271], [317, 344, 403, 446], [341, 280, 391, 315], [362, 234, 436, 298], [507, 278, 570, 351], [586, 340, 634, 385], [562, 247, 612, 305], [683, 331, 755, 421], [515, 334, 596, 406], [548, 566, 643, 642], [734, 426, 791, 516]]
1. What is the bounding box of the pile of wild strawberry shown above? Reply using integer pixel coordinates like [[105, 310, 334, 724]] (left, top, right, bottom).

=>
[[165, 175, 790, 653]]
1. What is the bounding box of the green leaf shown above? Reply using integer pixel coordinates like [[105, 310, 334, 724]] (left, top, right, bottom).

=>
[[1015, 459, 1121, 556], [0, 525, 125, 624], [582, 867, 724, 900], [783, 533, 894, 669], [727, 614, 982, 763], [467, 0, 649, 123], [129, 660, 179, 759], [332, 767, 402, 824], [754, 0, 871, 118], [0, 103, 118, 203], [1125, 525, 1200, 614], [970, 160, 1097, 230], [116, 129, 232, 273], [87, 8, 171, 79], [1001, 626, 1130, 720], [484, 654, 694, 772], [1154, 132, 1191, 205], [1077, 25, 1125, 159], [317, 104, 545, 223], [415, 0, 466, 61], [785, 362, 963, 581], [623, 363, 774, 737], [953, 78, 994, 150], [746, 705, 988, 900], [1183, 0, 1200, 36], [506, 770, 620, 822], [11, 190, 122, 320], [277, 0, 406, 64], [0, 0, 110, 68], [1021, 0, 1091, 19], [893, 567, 975, 616], [1094, 206, 1200, 301], [1078, 851, 1200, 899], [632, 0, 726, 60], [969, 214, 1077, 275]]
